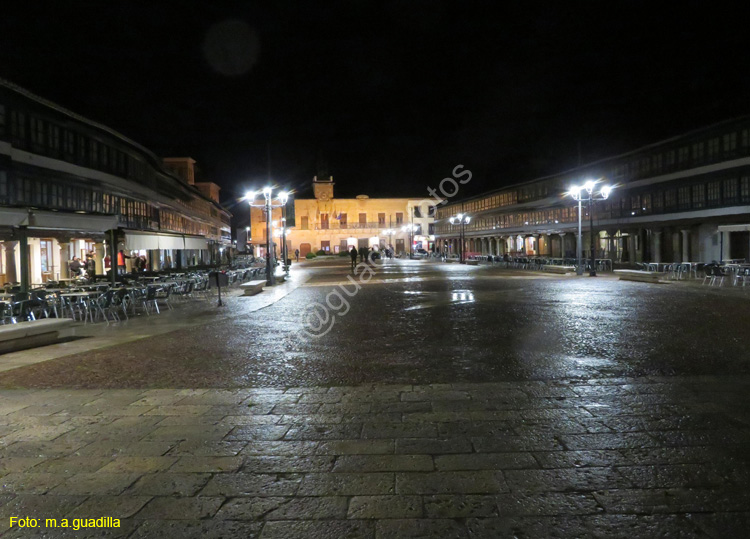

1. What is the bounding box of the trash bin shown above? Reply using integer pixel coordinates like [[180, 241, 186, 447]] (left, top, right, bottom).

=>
[[208, 271, 229, 287]]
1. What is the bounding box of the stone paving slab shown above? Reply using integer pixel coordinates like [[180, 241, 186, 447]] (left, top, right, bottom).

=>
[[1, 376, 749, 537]]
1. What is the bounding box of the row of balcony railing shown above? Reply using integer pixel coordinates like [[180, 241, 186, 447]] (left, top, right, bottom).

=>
[[312, 222, 408, 231]]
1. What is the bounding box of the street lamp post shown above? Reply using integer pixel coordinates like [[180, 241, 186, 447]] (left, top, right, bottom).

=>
[[245, 188, 290, 286], [278, 191, 289, 274], [384, 229, 394, 256], [402, 224, 416, 259], [263, 188, 274, 285], [567, 180, 613, 277], [449, 213, 471, 263]]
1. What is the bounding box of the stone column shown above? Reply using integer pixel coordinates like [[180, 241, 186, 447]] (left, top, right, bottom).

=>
[[721, 231, 731, 262], [18, 227, 30, 292], [681, 229, 690, 262], [58, 241, 71, 279], [94, 242, 105, 275], [557, 233, 566, 257], [4, 241, 18, 284], [627, 234, 636, 264], [651, 231, 662, 263]]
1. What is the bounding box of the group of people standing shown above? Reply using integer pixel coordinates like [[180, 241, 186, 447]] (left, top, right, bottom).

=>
[[68, 252, 96, 279], [348, 244, 394, 270], [68, 251, 150, 279]]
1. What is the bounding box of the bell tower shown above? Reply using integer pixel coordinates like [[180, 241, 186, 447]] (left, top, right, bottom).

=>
[[313, 175, 334, 201]]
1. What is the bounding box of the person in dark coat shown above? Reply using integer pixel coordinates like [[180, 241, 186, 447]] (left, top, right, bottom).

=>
[[358, 246, 369, 264], [85, 253, 96, 279], [349, 246, 358, 271], [69, 257, 82, 276]]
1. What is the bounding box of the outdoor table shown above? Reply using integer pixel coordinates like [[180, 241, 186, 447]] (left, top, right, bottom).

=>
[[60, 292, 97, 299]]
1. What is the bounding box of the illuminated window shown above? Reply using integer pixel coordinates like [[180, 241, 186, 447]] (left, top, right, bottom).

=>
[[677, 186, 690, 209], [707, 181, 720, 205], [641, 193, 652, 213], [741, 176, 750, 202], [665, 189, 676, 209], [723, 178, 738, 203], [692, 184, 705, 208]]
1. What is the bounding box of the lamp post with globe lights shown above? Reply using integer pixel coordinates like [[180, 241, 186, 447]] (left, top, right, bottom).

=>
[[383, 229, 394, 256], [402, 224, 417, 259], [567, 180, 613, 276], [449, 213, 471, 263], [245, 188, 290, 286]]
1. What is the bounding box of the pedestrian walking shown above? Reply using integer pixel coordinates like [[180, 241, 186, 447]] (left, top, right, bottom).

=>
[[359, 246, 369, 263], [295, 248, 299, 262], [349, 246, 358, 271]]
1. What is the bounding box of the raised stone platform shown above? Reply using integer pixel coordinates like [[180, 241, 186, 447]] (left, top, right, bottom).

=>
[[239, 280, 266, 296], [0, 318, 75, 353], [614, 269, 666, 283], [543, 265, 576, 274]]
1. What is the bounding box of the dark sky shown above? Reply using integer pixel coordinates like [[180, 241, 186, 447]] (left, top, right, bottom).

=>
[[1, 1, 748, 206]]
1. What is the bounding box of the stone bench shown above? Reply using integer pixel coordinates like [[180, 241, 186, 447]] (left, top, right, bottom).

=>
[[614, 269, 665, 283], [465, 260, 479, 266], [543, 265, 576, 274], [239, 280, 266, 296], [0, 319, 75, 354]]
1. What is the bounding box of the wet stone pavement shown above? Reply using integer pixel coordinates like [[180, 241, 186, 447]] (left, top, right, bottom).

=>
[[1, 260, 750, 537]]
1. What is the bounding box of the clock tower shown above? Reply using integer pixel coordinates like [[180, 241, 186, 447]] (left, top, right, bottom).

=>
[[313, 175, 334, 201]]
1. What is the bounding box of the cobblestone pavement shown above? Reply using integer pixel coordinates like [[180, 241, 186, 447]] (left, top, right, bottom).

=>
[[2, 260, 750, 388], [1, 377, 750, 538], [1, 260, 750, 536]]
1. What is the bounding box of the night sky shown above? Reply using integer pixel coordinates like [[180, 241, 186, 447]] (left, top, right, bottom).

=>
[[1, 1, 748, 208]]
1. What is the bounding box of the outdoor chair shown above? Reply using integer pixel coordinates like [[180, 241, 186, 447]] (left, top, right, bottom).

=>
[[112, 288, 130, 320], [1, 302, 16, 324], [709, 266, 726, 286], [11, 299, 45, 322], [156, 286, 174, 310], [141, 286, 160, 315], [734, 267, 750, 287], [93, 290, 119, 325]]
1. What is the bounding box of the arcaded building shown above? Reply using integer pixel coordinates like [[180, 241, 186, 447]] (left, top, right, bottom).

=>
[[0, 79, 231, 290], [436, 116, 750, 264]]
